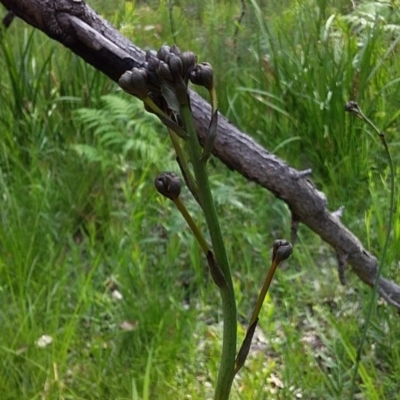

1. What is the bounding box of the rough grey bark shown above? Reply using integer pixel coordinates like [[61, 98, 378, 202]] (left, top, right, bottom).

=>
[[1, 0, 400, 309]]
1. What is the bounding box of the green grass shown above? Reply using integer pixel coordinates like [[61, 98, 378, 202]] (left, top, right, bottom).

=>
[[1, 0, 400, 399]]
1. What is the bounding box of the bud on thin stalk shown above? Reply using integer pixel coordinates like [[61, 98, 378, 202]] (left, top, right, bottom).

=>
[[250, 240, 292, 327], [154, 172, 209, 254], [234, 240, 292, 376], [272, 239, 293, 263], [189, 62, 214, 90], [154, 172, 182, 200], [189, 62, 217, 113]]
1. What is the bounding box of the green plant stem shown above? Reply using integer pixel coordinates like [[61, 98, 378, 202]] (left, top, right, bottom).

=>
[[249, 258, 279, 326], [210, 87, 218, 114], [167, 127, 198, 195], [234, 257, 280, 376], [173, 197, 210, 254], [179, 103, 237, 400], [143, 97, 166, 116], [168, 128, 186, 163], [349, 111, 395, 399]]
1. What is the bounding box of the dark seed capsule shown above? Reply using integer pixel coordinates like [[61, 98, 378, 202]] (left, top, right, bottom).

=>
[[157, 46, 171, 61], [189, 62, 214, 90], [344, 100, 359, 113], [156, 61, 174, 82], [118, 68, 148, 99], [147, 56, 160, 72], [170, 44, 182, 56], [272, 239, 293, 263], [154, 172, 182, 200], [168, 53, 183, 77], [181, 51, 198, 75]]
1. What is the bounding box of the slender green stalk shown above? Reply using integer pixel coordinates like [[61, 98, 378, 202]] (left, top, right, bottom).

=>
[[173, 197, 210, 254], [248, 259, 279, 327], [234, 240, 292, 376], [210, 87, 218, 114], [143, 97, 166, 116], [347, 104, 395, 398], [233, 258, 279, 377], [167, 127, 198, 196], [179, 103, 237, 400]]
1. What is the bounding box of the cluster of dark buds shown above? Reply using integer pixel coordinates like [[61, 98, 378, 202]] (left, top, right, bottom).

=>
[[120, 45, 218, 204], [122, 45, 294, 398], [119, 45, 214, 117]]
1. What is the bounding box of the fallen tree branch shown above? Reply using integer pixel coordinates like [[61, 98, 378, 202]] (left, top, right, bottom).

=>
[[1, 0, 399, 310]]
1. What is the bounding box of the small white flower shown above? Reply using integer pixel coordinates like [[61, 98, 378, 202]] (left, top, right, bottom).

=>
[[111, 289, 123, 301], [35, 335, 53, 348]]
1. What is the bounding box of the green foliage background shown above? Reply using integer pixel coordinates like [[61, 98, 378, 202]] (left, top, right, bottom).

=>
[[1, 0, 400, 398]]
